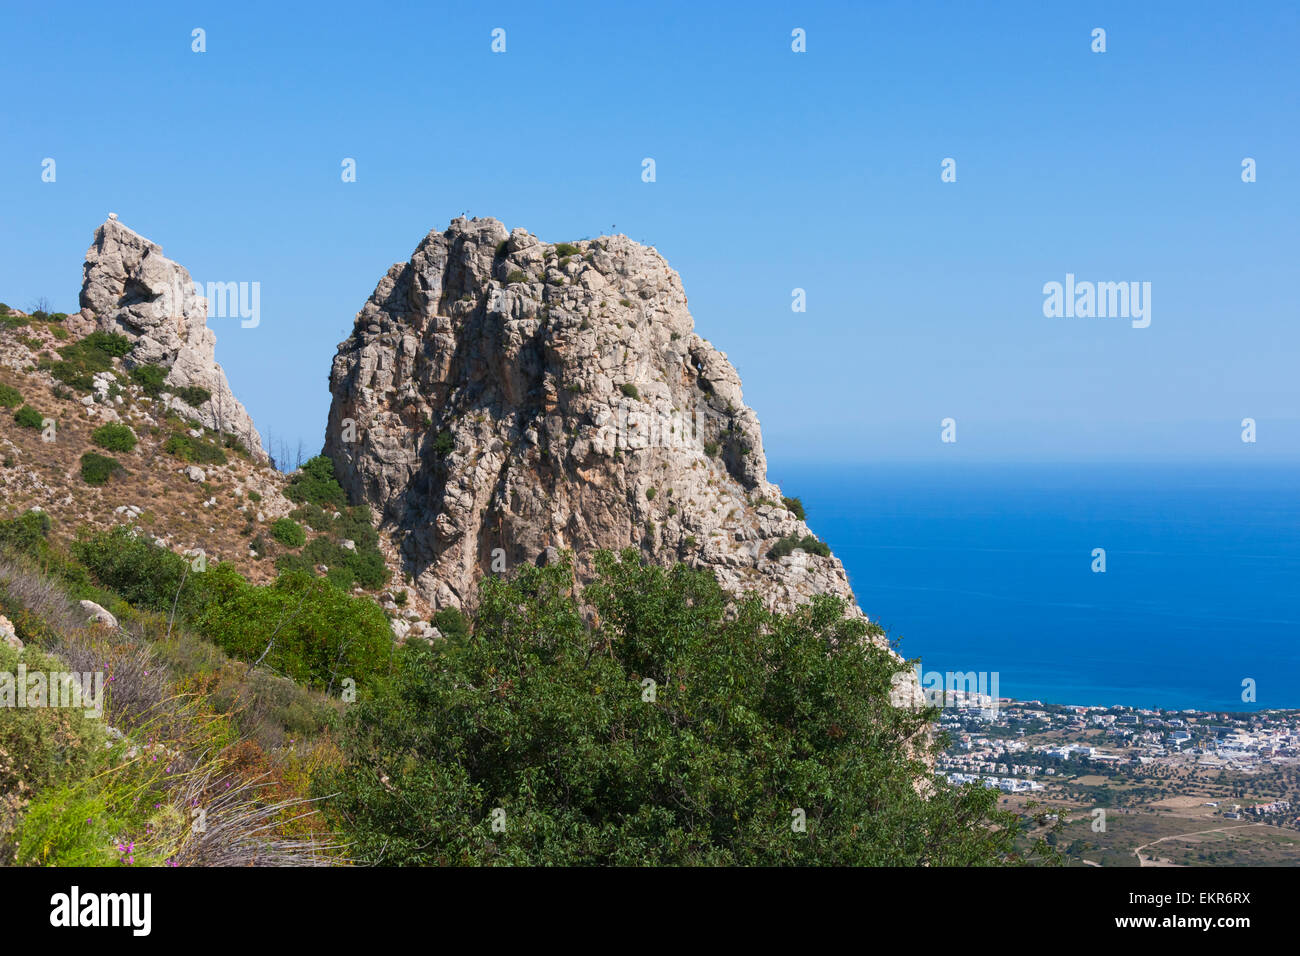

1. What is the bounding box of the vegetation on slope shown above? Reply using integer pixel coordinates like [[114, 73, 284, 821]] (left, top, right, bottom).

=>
[[0, 509, 1044, 867], [318, 549, 1043, 865]]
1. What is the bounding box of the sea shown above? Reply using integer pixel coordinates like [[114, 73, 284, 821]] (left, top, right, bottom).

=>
[[771, 462, 1300, 712]]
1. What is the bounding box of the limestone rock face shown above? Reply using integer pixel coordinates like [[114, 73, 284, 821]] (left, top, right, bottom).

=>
[[80, 218, 266, 458], [325, 217, 865, 619]]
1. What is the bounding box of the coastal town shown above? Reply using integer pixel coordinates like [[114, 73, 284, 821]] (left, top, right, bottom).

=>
[[934, 694, 1300, 865]]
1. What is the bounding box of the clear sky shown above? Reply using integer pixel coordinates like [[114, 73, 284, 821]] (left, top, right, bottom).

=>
[[2, 0, 1296, 467]]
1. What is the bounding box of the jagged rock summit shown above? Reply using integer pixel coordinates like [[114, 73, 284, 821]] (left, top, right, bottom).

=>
[[326, 216, 865, 618], [80, 217, 266, 458]]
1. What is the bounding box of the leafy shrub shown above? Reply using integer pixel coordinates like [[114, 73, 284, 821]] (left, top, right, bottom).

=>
[[79, 452, 123, 486], [163, 433, 227, 466], [276, 501, 387, 590], [703, 440, 720, 457], [553, 242, 580, 257], [0, 384, 22, 408], [87, 332, 130, 355], [46, 332, 130, 391], [782, 496, 806, 521], [431, 607, 470, 641], [303, 537, 388, 590], [73, 526, 194, 615], [193, 567, 393, 690], [0, 510, 53, 560], [318, 550, 1025, 866], [270, 518, 306, 549], [174, 385, 211, 407], [284, 456, 346, 509], [505, 270, 529, 284], [73, 527, 391, 691], [432, 430, 454, 459], [129, 363, 168, 396], [12, 405, 43, 430], [645, 487, 656, 500], [766, 533, 830, 560], [90, 423, 137, 453], [220, 432, 250, 458], [620, 383, 639, 400]]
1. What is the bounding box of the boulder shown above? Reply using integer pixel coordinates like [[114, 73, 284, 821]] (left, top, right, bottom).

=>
[[79, 600, 118, 628]]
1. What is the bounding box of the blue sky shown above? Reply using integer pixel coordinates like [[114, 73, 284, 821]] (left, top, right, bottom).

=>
[[2, 0, 1296, 468]]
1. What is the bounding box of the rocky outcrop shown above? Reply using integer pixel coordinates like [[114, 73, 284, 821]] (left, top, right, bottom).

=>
[[325, 217, 866, 620], [79, 218, 266, 459]]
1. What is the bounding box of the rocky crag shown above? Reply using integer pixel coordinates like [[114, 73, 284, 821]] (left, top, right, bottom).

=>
[[79, 218, 266, 459], [326, 217, 866, 621]]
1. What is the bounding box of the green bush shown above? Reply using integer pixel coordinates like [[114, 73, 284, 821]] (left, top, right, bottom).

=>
[[90, 423, 137, 453], [79, 452, 123, 486], [74, 526, 190, 613], [766, 533, 830, 560], [174, 385, 211, 407], [129, 363, 168, 396], [303, 536, 388, 589], [318, 549, 1027, 866], [10, 785, 118, 867], [505, 270, 529, 284], [0, 384, 22, 408], [12, 405, 43, 430], [431, 607, 469, 642], [0, 510, 53, 560], [274, 501, 387, 591], [782, 496, 806, 521], [553, 242, 581, 257], [284, 456, 346, 509], [270, 518, 306, 549], [620, 383, 639, 400], [703, 440, 720, 457], [73, 527, 392, 691], [432, 430, 454, 459], [163, 433, 227, 465], [193, 566, 393, 690], [45, 332, 130, 391]]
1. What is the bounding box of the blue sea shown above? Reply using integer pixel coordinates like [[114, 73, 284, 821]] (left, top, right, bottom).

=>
[[772, 462, 1300, 712]]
